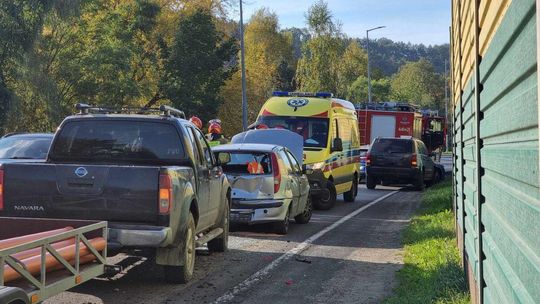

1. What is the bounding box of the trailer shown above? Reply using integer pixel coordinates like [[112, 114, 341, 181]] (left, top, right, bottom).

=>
[[0, 218, 108, 304]]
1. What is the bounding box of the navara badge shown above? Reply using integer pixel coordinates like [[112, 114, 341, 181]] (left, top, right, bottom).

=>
[[287, 98, 309, 108], [75, 167, 88, 178]]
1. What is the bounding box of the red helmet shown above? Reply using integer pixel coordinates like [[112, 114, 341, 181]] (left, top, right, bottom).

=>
[[189, 116, 203, 129], [256, 123, 269, 129], [208, 122, 222, 135]]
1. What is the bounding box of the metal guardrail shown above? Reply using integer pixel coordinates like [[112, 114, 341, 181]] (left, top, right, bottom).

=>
[[0, 221, 107, 304]]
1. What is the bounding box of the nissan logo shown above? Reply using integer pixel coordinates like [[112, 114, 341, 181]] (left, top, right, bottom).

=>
[[75, 167, 88, 178]]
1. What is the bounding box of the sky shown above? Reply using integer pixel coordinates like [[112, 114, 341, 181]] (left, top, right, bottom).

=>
[[241, 0, 451, 45]]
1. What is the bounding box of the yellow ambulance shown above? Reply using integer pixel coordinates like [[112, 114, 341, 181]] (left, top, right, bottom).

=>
[[255, 92, 361, 210]]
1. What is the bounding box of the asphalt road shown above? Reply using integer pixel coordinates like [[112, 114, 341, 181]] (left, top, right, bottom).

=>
[[46, 185, 421, 304]]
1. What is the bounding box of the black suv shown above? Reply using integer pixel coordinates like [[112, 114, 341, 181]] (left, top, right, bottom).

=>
[[366, 137, 436, 190]]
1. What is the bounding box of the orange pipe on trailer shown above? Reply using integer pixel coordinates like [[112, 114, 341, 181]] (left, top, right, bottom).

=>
[[12, 239, 76, 260], [0, 227, 74, 249], [3, 237, 106, 283]]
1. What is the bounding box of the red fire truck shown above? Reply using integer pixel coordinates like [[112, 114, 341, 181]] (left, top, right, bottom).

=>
[[356, 103, 446, 153]]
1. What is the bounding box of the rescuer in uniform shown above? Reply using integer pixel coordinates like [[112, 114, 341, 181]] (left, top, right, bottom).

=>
[[206, 119, 228, 147], [189, 116, 203, 130]]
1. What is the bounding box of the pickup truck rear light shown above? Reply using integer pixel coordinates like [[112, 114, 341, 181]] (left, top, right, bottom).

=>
[[159, 174, 173, 215], [271, 153, 281, 193], [0, 169, 3, 210], [411, 154, 418, 167], [365, 153, 371, 166]]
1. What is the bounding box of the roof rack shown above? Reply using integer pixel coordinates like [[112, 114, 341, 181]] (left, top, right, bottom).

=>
[[75, 103, 186, 119]]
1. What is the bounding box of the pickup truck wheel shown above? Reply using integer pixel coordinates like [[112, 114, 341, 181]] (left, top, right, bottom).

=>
[[294, 195, 312, 224], [343, 175, 358, 202], [274, 206, 290, 235], [313, 181, 337, 210], [366, 175, 377, 190], [164, 213, 196, 284], [208, 197, 229, 253]]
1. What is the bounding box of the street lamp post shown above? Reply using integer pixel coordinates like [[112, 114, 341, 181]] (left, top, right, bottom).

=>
[[240, 0, 248, 131], [366, 26, 385, 104]]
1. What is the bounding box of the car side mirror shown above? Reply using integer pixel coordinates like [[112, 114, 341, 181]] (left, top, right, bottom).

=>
[[331, 138, 343, 152]]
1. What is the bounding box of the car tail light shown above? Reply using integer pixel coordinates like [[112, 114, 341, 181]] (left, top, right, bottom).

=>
[[411, 154, 418, 167], [159, 173, 173, 215], [271, 153, 281, 193], [366, 153, 371, 166], [0, 169, 4, 210]]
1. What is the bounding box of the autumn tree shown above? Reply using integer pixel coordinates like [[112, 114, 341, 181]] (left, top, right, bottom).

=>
[[347, 76, 391, 103], [390, 59, 444, 108], [219, 8, 294, 135]]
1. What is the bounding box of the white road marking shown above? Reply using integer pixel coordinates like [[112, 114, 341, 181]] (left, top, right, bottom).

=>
[[213, 190, 399, 303]]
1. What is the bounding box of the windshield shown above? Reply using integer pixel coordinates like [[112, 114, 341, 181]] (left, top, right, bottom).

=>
[[217, 151, 272, 175], [257, 116, 329, 148], [0, 136, 52, 159], [371, 139, 413, 154], [50, 121, 185, 163]]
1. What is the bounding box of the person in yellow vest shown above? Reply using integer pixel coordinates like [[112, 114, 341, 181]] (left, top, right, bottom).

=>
[[206, 120, 228, 147]]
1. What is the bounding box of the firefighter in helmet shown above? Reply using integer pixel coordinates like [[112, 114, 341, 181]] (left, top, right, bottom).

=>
[[206, 119, 228, 147], [189, 116, 203, 129]]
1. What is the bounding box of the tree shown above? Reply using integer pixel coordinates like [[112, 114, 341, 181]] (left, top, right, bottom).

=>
[[161, 9, 237, 122], [296, 1, 344, 95], [337, 41, 367, 98], [219, 8, 294, 135], [390, 59, 444, 109], [347, 76, 391, 103]]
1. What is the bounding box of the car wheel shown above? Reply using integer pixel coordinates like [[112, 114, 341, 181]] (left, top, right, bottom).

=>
[[426, 170, 439, 187], [164, 213, 196, 284], [414, 171, 425, 191], [275, 206, 291, 235], [343, 175, 358, 202], [366, 175, 377, 190], [295, 195, 313, 224], [208, 195, 229, 252], [313, 181, 337, 210]]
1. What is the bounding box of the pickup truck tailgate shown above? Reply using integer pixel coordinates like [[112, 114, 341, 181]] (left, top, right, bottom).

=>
[[2, 163, 160, 223]]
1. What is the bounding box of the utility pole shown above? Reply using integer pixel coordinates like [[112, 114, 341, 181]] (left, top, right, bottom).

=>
[[240, 0, 248, 131], [366, 26, 385, 103]]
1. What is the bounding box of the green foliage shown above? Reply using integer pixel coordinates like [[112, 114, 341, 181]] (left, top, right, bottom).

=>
[[162, 9, 237, 123], [347, 76, 391, 103], [384, 182, 470, 304], [391, 59, 445, 109]]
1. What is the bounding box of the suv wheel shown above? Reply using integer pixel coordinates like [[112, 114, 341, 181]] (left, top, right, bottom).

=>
[[164, 213, 196, 284], [414, 171, 425, 191], [343, 175, 358, 202], [208, 195, 229, 252], [314, 181, 337, 210], [275, 206, 290, 234], [366, 175, 377, 190], [295, 195, 312, 224]]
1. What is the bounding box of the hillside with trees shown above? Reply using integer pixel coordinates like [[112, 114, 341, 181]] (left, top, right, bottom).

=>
[[0, 0, 449, 136]]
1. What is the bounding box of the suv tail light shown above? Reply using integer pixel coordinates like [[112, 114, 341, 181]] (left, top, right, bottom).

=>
[[411, 154, 418, 167], [271, 153, 281, 193], [0, 169, 4, 210], [159, 173, 173, 215], [366, 153, 371, 166]]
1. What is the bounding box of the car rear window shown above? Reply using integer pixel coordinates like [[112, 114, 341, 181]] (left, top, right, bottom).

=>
[[217, 151, 272, 175], [371, 139, 413, 154], [50, 120, 185, 163]]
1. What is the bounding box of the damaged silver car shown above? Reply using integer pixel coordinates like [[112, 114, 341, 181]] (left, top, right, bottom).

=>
[[213, 142, 311, 234]]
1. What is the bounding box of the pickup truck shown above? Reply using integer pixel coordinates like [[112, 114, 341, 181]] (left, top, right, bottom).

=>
[[0, 104, 231, 284]]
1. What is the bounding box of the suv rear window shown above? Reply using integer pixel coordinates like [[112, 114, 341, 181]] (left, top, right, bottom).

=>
[[371, 139, 413, 154], [50, 120, 185, 163]]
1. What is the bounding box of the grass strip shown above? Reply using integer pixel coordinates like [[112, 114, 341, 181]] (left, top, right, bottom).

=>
[[385, 181, 470, 304]]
